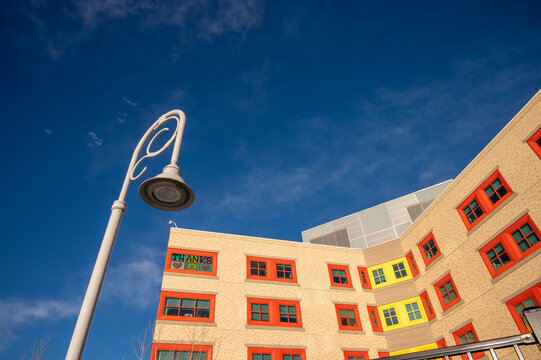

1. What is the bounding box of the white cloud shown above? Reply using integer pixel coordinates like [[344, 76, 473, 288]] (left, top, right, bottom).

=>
[[122, 97, 138, 107], [0, 298, 79, 352], [88, 131, 103, 147], [44, 129, 52, 135]]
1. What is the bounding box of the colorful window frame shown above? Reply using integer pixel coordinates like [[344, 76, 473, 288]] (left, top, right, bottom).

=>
[[418, 233, 442, 266], [165, 248, 217, 276], [328, 264, 353, 288], [434, 274, 461, 311], [505, 282, 541, 334], [247, 348, 306, 360], [392, 262, 408, 279], [151, 344, 213, 360], [157, 291, 215, 323], [457, 170, 513, 230], [335, 304, 363, 331], [357, 267, 372, 289], [527, 127, 541, 159], [246, 257, 297, 283], [452, 323, 484, 360], [343, 351, 369, 360], [247, 298, 302, 328], [367, 306, 383, 332], [382, 307, 399, 326], [479, 213, 541, 278], [420, 291, 436, 321], [436, 338, 447, 348], [371, 268, 386, 285], [405, 251, 419, 277], [377, 352, 389, 358]]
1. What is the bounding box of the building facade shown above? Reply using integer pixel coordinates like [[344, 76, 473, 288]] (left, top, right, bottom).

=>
[[151, 90, 541, 360]]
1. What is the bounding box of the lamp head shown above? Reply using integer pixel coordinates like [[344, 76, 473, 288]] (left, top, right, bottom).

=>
[[139, 164, 194, 211]]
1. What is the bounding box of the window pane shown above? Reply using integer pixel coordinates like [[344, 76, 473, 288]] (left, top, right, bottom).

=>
[[521, 223, 533, 234], [252, 312, 260, 321], [252, 303, 260, 311], [288, 306, 296, 314], [293, 356, 301, 360], [524, 297, 537, 308], [339, 270, 346, 277], [261, 313, 269, 321], [347, 310, 355, 318], [181, 298, 195, 307], [263, 355, 271, 360], [175, 351, 190, 360], [164, 307, 179, 316], [466, 331, 476, 342], [339, 309, 347, 317], [158, 350, 174, 360], [261, 304, 268, 312], [165, 298, 180, 306], [252, 355, 262, 360], [527, 233, 539, 246], [197, 300, 210, 309], [332, 269, 339, 276], [283, 356, 291, 360]]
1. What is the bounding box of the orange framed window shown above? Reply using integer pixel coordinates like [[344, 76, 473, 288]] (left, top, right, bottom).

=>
[[367, 305, 383, 332], [418, 233, 442, 266], [157, 291, 215, 323], [357, 267, 372, 289], [505, 282, 541, 334], [151, 343, 213, 360], [436, 338, 447, 348], [452, 323, 484, 360], [434, 274, 461, 311], [165, 248, 217, 276], [248, 347, 306, 360], [479, 213, 541, 278], [247, 298, 302, 328], [457, 170, 513, 230], [328, 264, 353, 287], [377, 352, 389, 358], [246, 257, 297, 283], [405, 251, 419, 277], [420, 291, 436, 321], [343, 350, 369, 360], [335, 304, 363, 331], [527, 127, 541, 159]]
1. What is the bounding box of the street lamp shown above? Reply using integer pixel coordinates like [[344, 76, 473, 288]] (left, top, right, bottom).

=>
[[65, 110, 194, 360]]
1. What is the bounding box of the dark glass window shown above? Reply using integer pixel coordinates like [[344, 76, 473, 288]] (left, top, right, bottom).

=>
[[484, 178, 508, 205], [512, 223, 539, 252], [332, 269, 348, 284], [393, 262, 408, 279], [252, 354, 271, 360], [486, 243, 511, 270], [439, 281, 458, 304], [250, 261, 267, 277], [251, 303, 269, 321], [279, 305, 297, 323], [383, 308, 398, 326], [423, 239, 439, 260], [463, 199, 484, 224], [372, 268, 386, 284], [339, 309, 357, 327], [276, 263, 293, 279]]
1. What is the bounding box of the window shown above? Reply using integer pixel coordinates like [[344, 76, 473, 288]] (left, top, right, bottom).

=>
[[436, 338, 447, 348], [357, 267, 372, 289], [328, 264, 353, 288], [434, 274, 461, 311], [165, 248, 217, 276], [246, 257, 297, 283], [247, 348, 305, 360], [452, 323, 484, 360], [417, 233, 442, 266], [457, 170, 513, 230], [527, 127, 541, 159], [377, 352, 389, 358], [405, 302, 423, 321], [479, 213, 541, 278], [420, 291, 436, 321], [158, 292, 215, 323], [372, 268, 386, 285], [335, 304, 362, 331], [382, 308, 399, 326], [366, 306, 382, 332], [151, 344, 212, 360], [505, 282, 541, 333], [343, 351, 369, 360], [405, 251, 419, 277], [393, 262, 408, 279], [247, 298, 302, 327]]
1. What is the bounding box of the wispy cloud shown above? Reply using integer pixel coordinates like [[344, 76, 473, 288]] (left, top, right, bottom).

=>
[[44, 129, 52, 135], [19, 0, 265, 58], [88, 131, 103, 147], [0, 298, 78, 352], [122, 97, 138, 107]]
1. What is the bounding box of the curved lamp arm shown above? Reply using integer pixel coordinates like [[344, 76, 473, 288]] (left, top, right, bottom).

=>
[[66, 110, 194, 360]]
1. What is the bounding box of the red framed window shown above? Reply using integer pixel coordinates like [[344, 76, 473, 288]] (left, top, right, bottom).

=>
[[457, 170, 513, 230], [157, 291, 215, 323], [335, 304, 363, 331], [246, 257, 297, 283], [406, 251, 419, 277], [247, 298, 302, 327], [151, 344, 213, 360], [420, 291, 436, 321], [377, 352, 389, 358], [328, 264, 353, 287], [248, 347, 306, 360], [436, 338, 447, 348], [434, 274, 461, 311], [165, 248, 217, 276], [343, 350, 369, 360], [357, 267, 372, 289], [505, 282, 541, 333], [527, 127, 541, 159], [479, 213, 541, 278], [418, 233, 442, 266], [452, 323, 484, 360], [367, 306, 383, 332]]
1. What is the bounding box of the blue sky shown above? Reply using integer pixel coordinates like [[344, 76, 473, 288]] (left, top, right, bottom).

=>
[[1, 0, 540, 359]]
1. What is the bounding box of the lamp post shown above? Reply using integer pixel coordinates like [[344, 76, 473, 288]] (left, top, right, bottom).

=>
[[65, 110, 194, 360]]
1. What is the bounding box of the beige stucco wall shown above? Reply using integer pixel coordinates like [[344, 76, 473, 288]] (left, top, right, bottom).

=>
[[153, 90, 541, 359]]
